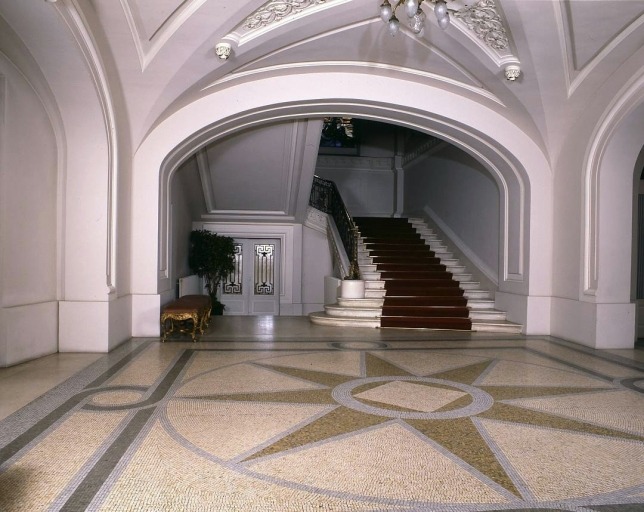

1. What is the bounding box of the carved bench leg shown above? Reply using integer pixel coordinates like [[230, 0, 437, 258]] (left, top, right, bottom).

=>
[[191, 313, 199, 342], [161, 316, 172, 342]]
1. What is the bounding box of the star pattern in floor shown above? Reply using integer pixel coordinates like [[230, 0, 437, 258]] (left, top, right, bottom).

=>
[[1, 334, 643, 511]]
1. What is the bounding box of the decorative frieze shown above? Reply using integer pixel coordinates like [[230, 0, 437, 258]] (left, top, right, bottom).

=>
[[453, 0, 509, 51], [243, 0, 332, 30]]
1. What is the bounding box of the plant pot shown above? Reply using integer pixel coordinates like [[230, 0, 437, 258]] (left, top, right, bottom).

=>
[[340, 279, 365, 299], [211, 301, 225, 316]]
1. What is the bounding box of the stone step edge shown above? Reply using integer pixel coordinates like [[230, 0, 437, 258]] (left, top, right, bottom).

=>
[[308, 312, 380, 328], [310, 312, 521, 333], [324, 305, 381, 318], [471, 319, 523, 333]]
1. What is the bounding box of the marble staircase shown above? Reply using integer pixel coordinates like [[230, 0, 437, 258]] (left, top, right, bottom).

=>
[[309, 217, 522, 333]]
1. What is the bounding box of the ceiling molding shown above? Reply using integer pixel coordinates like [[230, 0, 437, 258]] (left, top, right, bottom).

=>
[[119, 0, 208, 71], [557, 1, 644, 98], [223, 0, 519, 72], [204, 61, 504, 107], [226, 0, 347, 47]]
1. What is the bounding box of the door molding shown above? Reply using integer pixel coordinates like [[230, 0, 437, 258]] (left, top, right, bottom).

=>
[[195, 222, 303, 315]]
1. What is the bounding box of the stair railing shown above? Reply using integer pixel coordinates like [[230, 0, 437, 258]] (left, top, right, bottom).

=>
[[309, 175, 361, 279]]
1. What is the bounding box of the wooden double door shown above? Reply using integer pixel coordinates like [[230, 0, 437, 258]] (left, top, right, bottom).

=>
[[219, 238, 280, 315]]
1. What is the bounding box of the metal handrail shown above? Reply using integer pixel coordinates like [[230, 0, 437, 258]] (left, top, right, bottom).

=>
[[309, 175, 361, 279]]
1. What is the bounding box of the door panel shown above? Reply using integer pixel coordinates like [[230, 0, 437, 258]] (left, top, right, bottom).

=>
[[220, 239, 280, 315]]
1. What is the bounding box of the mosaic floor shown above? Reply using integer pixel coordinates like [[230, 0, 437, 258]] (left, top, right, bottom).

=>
[[1, 322, 643, 511]]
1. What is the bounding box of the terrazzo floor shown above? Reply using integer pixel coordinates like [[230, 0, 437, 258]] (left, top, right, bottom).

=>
[[1, 317, 643, 511]]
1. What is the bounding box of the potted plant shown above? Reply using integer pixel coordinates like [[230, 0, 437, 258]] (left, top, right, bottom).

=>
[[340, 260, 365, 299], [188, 229, 236, 315]]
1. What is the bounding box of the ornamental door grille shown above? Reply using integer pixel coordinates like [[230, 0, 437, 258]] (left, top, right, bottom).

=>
[[219, 239, 280, 315]]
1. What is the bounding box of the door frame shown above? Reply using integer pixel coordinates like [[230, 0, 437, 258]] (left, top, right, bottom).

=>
[[220, 238, 281, 315], [195, 223, 303, 315]]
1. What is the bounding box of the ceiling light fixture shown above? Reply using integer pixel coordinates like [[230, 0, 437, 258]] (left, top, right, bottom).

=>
[[379, 0, 454, 36]]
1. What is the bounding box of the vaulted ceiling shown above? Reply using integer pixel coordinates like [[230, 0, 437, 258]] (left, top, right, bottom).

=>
[[2, 0, 643, 175], [88, 0, 644, 152]]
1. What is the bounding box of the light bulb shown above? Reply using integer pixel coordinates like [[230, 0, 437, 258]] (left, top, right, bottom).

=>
[[380, 0, 393, 23], [437, 11, 450, 29], [388, 15, 400, 36], [405, 0, 419, 18], [434, 0, 448, 18]]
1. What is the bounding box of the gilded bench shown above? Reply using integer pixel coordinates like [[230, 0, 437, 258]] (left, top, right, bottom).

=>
[[160, 295, 212, 342]]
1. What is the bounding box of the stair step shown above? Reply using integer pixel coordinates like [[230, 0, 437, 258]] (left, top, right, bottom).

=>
[[385, 287, 465, 297], [467, 299, 495, 310], [361, 237, 423, 245], [380, 271, 454, 280], [375, 263, 448, 272], [385, 296, 467, 307], [469, 309, 507, 321], [380, 316, 472, 330], [324, 304, 381, 318], [384, 279, 460, 288], [365, 289, 386, 298], [373, 257, 443, 265], [361, 271, 381, 280], [464, 289, 492, 299], [368, 247, 436, 255], [382, 306, 469, 318], [338, 297, 384, 308], [309, 312, 380, 328], [471, 319, 522, 333]]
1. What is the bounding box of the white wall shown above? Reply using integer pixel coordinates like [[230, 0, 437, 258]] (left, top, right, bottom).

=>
[[0, 56, 58, 366], [171, 156, 205, 291], [302, 225, 333, 314], [316, 121, 397, 217], [404, 145, 500, 277], [204, 122, 298, 212], [316, 165, 395, 217]]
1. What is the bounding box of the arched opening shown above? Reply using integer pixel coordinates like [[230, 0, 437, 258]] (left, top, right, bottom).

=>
[[130, 73, 552, 336], [633, 145, 644, 340], [584, 93, 644, 348]]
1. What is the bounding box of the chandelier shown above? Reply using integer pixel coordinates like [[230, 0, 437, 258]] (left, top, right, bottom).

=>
[[379, 0, 453, 36]]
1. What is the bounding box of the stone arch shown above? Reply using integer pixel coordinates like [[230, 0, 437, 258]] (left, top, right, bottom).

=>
[[131, 73, 552, 335], [581, 76, 644, 347], [584, 76, 644, 298]]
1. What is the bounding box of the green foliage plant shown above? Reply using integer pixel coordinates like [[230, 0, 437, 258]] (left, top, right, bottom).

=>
[[188, 229, 235, 309]]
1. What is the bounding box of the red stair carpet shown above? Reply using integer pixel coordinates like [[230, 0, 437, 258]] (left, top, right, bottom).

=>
[[354, 217, 472, 330]]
